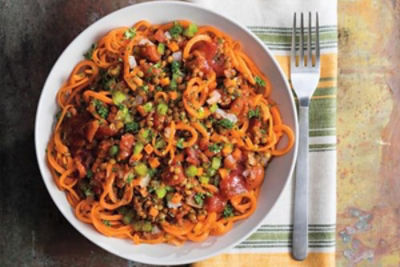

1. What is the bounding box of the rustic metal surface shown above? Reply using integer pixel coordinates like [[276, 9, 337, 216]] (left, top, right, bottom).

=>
[[1, 0, 399, 266]]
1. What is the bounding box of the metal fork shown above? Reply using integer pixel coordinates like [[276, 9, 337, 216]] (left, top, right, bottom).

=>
[[291, 12, 320, 261]]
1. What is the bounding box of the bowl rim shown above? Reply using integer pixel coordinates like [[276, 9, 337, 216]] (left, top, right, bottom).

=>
[[34, 1, 298, 265]]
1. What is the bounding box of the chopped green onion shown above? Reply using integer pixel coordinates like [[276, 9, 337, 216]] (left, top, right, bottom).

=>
[[109, 145, 119, 157], [255, 76, 266, 87], [135, 163, 148, 176], [103, 220, 111, 226], [143, 102, 153, 112], [185, 165, 198, 177], [156, 103, 168, 115], [157, 43, 165, 55], [133, 142, 144, 155], [199, 176, 210, 184], [138, 128, 152, 143], [207, 168, 216, 177], [156, 187, 167, 198], [124, 27, 136, 39], [183, 23, 198, 37], [176, 138, 185, 149], [210, 103, 218, 113], [211, 157, 222, 170], [112, 91, 127, 105]]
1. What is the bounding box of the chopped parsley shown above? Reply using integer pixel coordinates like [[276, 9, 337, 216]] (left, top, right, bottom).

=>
[[103, 220, 111, 227], [125, 121, 139, 133], [218, 119, 234, 129], [84, 43, 97, 60], [248, 107, 260, 119], [255, 76, 266, 87], [194, 193, 205, 206], [126, 173, 134, 184], [177, 138, 185, 149], [141, 85, 149, 92], [93, 100, 109, 119], [223, 204, 234, 218], [169, 21, 183, 39], [208, 143, 222, 153], [124, 27, 136, 39], [86, 169, 93, 179]]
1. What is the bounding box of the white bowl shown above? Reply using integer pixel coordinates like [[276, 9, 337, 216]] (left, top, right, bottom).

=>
[[35, 1, 298, 265]]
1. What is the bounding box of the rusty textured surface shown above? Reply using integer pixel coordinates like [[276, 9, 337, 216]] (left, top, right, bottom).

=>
[[1, 0, 399, 266], [337, 0, 400, 266]]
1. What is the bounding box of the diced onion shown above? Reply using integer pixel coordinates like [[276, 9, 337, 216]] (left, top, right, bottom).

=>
[[206, 90, 221, 105], [164, 31, 172, 40], [167, 201, 182, 209], [128, 55, 137, 69], [138, 38, 154, 46], [164, 127, 171, 138], [216, 108, 238, 123], [243, 169, 250, 177], [152, 225, 161, 234], [139, 174, 151, 188], [172, 51, 182, 61]]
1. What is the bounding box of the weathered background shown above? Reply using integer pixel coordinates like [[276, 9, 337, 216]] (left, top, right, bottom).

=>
[[0, 0, 399, 266]]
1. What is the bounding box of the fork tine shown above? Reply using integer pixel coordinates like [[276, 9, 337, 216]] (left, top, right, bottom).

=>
[[300, 13, 304, 66], [315, 12, 320, 68], [307, 12, 312, 67], [291, 13, 297, 68]]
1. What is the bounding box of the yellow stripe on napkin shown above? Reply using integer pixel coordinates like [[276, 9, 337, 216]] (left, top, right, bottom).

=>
[[193, 252, 335, 267]]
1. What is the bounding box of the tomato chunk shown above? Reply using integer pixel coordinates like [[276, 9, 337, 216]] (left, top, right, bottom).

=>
[[245, 165, 265, 190], [142, 45, 160, 62], [220, 169, 247, 198], [118, 133, 135, 161], [154, 29, 166, 43], [205, 194, 226, 213]]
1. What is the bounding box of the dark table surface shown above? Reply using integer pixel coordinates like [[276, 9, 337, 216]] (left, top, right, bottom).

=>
[[0, 1, 172, 266]]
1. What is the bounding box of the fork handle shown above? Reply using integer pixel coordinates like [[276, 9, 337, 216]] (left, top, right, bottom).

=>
[[292, 104, 309, 261]]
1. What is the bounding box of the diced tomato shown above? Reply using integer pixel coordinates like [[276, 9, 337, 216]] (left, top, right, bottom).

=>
[[194, 41, 217, 60], [96, 124, 118, 139], [162, 164, 186, 186], [230, 98, 245, 116], [185, 147, 200, 166], [193, 41, 225, 76], [142, 45, 160, 62], [244, 165, 265, 190], [220, 168, 247, 198], [118, 133, 135, 161], [205, 194, 226, 213], [224, 155, 237, 169], [154, 29, 166, 43], [198, 137, 209, 151]]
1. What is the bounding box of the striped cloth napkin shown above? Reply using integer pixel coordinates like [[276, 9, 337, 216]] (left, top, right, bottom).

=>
[[187, 0, 338, 266]]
